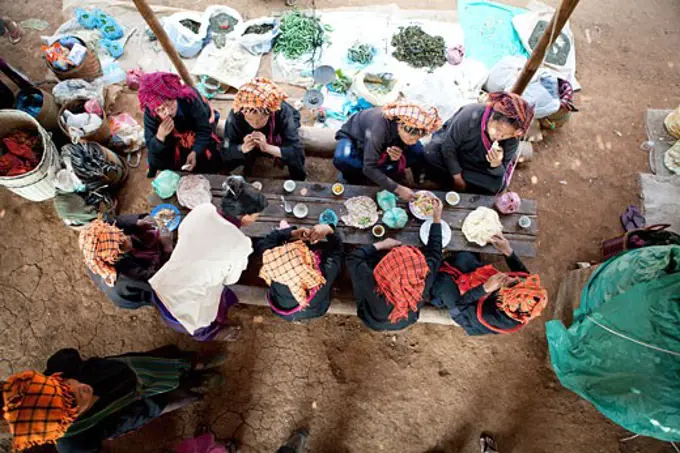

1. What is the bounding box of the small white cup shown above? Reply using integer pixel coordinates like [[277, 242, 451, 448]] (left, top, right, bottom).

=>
[[283, 180, 296, 193], [293, 203, 308, 219], [518, 215, 532, 229]]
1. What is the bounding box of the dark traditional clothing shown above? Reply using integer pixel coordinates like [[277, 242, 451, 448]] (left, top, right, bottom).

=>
[[42, 347, 195, 453], [143, 91, 222, 177], [430, 251, 536, 335], [334, 107, 426, 191], [255, 227, 344, 321], [424, 103, 519, 194], [86, 214, 170, 310], [222, 101, 306, 180], [346, 223, 443, 331]]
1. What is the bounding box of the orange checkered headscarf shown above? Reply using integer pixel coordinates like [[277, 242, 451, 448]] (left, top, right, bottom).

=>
[[233, 78, 288, 114], [373, 246, 429, 324], [78, 219, 124, 287], [382, 102, 442, 134], [498, 274, 548, 323], [259, 241, 326, 308], [2, 371, 78, 451]]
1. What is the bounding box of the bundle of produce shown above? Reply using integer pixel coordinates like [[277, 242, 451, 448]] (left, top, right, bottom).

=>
[[391, 25, 446, 69], [273, 11, 329, 59], [347, 43, 375, 65]]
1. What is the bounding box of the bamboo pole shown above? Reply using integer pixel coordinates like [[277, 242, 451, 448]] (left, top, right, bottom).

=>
[[511, 0, 580, 95], [132, 0, 195, 87]]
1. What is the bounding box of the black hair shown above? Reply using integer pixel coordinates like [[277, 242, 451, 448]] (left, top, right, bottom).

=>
[[490, 111, 521, 130], [220, 176, 268, 219]]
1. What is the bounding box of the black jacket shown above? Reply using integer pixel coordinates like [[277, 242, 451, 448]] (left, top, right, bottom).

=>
[[256, 227, 343, 321], [346, 223, 443, 331]]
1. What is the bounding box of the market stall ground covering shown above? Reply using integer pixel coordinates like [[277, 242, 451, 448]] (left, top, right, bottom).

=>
[[0, 0, 679, 452]]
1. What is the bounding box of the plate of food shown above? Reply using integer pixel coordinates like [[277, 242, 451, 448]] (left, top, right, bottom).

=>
[[151, 204, 181, 231], [420, 220, 452, 248], [409, 191, 438, 220], [341, 196, 379, 229]]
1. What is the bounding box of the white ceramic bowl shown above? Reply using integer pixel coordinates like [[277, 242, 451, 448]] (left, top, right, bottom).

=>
[[251, 181, 263, 191], [332, 183, 345, 196], [372, 224, 386, 238], [293, 203, 309, 219], [445, 191, 460, 206], [283, 180, 296, 193], [518, 215, 532, 229]]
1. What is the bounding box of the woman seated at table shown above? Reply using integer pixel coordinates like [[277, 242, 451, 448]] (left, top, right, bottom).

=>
[[256, 223, 344, 322], [430, 232, 547, 335], [218, 175, 269, 228], [1, 345, 222, 453], [333, 102, 442, 201], [79, 215, 173, 310], [139, 71, 222, 177], [149, 203, 255, 342], [424, 92, 534, 194], [222, 78, 306, 181], [347, 199, 444, 331]]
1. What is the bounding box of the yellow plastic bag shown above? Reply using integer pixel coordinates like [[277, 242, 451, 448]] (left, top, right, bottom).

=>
[[664, 105, 680, 139]]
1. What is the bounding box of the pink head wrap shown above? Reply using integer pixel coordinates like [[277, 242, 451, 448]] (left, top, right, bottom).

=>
[[495, 192, 521, 214], [138, 72, 196, 114]]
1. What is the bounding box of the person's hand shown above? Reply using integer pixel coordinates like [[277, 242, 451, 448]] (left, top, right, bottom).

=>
[[453, 173, 467, 191], [386, 146, 403, 162], [183, 151, 197, 172], [394, 185, 416, 201], [431, 197, 443, 223], [156, 117, 174, 142], [251, 131, 266, 143], [137, 215, 156, 229], [291, 227, 311, 240], [375, 238, 402, 251], [242, 135, 257, 154], [490, 232, 513, 257], [483, 273, 515, 293], [309, 224, 333, 244], [487, 142, 504, 168]]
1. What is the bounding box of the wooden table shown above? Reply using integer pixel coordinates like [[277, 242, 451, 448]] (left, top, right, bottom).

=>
[[151, 176, 539, 257]]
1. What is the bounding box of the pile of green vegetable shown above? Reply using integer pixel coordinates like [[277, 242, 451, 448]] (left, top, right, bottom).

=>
[[180, 19, 201, 34], [347, 43, 375, 65], [328, 69, 352, 94], [243, 23, 275, 35], [273, 11, 330, 59], [391, 25, 446, 69]]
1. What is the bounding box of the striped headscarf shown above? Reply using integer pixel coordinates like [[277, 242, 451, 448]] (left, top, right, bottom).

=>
[[78, 219, 124, 287], [498, 274, 548, 323], [259, 241, 326, 308], [373, 246, 429, 323], [382, 102, 442, 134], [138, 72, 197, 113], [487, 92, 535, 134], [2, 371, 78, 451], [233, 78, 288, 114]]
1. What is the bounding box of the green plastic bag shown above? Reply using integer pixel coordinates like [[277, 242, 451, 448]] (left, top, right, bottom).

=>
[[382, 207, 407, 229], [547, 245, 680, 441], [376, 190, 397, 211], [152, 170, 181, 199]]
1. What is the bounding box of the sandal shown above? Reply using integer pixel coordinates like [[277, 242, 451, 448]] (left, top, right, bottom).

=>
[[620, 205, 645, 232], [2, 20, 23, 44], [480, 433, 498, 453]]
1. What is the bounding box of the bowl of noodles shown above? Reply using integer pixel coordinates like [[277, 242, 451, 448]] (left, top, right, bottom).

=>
[[409, 191, 438, 220]]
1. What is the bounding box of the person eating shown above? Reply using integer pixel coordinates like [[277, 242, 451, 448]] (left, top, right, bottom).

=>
[[139, 71, 222, 177], [219, 175, 269, 228], [333, 102, 442, 201], [222, 78, 306, 181], [430, 232, 548, 335], [346, 198, 444, 330], [256, 223, 344, 322], [424, 92, 534, 194]]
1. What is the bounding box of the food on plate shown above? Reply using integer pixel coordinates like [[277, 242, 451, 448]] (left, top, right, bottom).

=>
[[462, 207, 503, 246], [154, 208, 177, 229], [341, 196, 379, 229]]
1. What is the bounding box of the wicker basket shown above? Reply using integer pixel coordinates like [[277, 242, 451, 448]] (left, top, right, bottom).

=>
[[59, 98, 110, 145], [17, 87, 59, 129], [47, 39, 102, 81]]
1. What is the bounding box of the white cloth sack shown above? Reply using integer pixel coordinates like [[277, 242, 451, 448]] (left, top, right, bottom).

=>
[[163, 11, 206, 58], [237, 17, 279, 55], [150, 204, 253, 334]]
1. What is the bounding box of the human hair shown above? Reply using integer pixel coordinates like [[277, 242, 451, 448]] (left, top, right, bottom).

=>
[[490, 111, 522, 131], [220, 176, 268, 219]]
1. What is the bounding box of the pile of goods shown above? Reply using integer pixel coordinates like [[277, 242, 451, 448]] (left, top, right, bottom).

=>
[[347, 43, 375, 65], [274, 11, 329, 59], [328, 69, 352, 94], [363, 73, 396, 95], [209, 12, 239, 48], [391, 25, 446, 69], [15, 90, 44, 118], [180, 19, 201, 34], [244, 23, 275, 35], [0, 130, 42, 176], [61, 99, 104, 141], [42, 37, 89, 72], [75, 7, 123, 39], [341, 196, 379, 229]]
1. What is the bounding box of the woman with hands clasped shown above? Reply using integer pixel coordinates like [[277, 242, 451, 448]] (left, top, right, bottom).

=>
[[257, 223, 344, 322], [347, 198, 445, 331], [430, 232, 548, 335]]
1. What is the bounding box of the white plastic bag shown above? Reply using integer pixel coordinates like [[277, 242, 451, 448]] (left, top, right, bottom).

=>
[[351, 71, 401, 106], [163, 12, 206, 58], [52, 79, 104, 106], [237, 17, 279, 55]]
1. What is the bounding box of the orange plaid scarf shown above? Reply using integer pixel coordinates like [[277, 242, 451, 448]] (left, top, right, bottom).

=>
[[2, 371, 78, 451], [373, 246, 429, 324], [78, 219, 124, 287], [382, 102, 442, 134], [259, 241, 326, 308], [233, 77, 288, 114], [498, 274, 548, 323]]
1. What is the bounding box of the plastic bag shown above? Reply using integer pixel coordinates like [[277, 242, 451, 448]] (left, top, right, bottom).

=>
[[84, 98, 102, 117], [53, 79, 104, 106], [382, 207, 408, 229], [352, 71, 401, 106], [153, 170, 181, 199], [163, 12, 207, 58], [664, 105, 680, 139], [238, 17, 280, 55], [109, 113, 145, 153], [376, 190, 397, 211]]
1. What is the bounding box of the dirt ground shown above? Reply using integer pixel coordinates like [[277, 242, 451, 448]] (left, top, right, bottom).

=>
[[1, 0, 679, 452]]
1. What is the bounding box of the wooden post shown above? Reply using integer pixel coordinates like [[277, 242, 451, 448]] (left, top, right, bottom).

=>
[[132, 0, 195, 87], [511, 0, 580, 95]]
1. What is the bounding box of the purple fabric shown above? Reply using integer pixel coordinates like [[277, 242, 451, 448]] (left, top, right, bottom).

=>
[[480, 105, 493, 152], [152, 287, 239, 341], [175, 433, 228, 453]]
